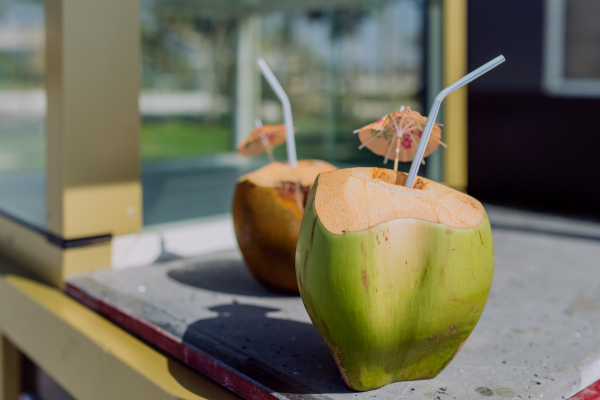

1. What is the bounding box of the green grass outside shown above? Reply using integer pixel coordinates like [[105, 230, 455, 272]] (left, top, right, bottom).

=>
[[0, 119, 233, 172], [141, 119, 231, 161], [140, 117, 372, 163], [0, 117, 385, 173], [0, 120, 45, 172], [142, 118, 385, 164]]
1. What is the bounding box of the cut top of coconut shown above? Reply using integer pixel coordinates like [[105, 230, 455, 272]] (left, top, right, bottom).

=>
[[240, 160, 338, 187], [315, 167, 486, 234]]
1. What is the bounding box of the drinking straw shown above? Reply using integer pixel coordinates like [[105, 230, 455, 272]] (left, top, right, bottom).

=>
[[405, 55, 506, 188], [257, 58, 298, 168]]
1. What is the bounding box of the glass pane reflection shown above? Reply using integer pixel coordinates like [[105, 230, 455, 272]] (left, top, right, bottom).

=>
[[140, 2, 235, 162], [260, 4, 424, 166], [141, 1, 426, 226], [0, 0, 46, 230]]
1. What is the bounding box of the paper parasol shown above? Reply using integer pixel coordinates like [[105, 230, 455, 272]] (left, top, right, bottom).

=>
[[355, 107, 445, 171], [237, 122, 288, 162]]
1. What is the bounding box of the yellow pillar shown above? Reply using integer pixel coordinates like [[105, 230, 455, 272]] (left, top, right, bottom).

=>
[[46, 0, 142, 240], [0, 0, 142, 287], [442, 0, 468, 192]]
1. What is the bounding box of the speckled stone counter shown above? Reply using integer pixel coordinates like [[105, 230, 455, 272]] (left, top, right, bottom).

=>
[[67, 206, 600, 400]]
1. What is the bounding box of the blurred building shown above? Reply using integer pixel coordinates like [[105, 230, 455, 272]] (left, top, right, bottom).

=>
[[467, 0, 600, 214]]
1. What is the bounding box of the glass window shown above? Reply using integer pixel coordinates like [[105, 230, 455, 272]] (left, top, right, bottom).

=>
[[565, 0, 600, 80], [140, 0, 244, 225], [260, 3, 424, 165], [543, 0, 600, 96], [140, 3, 236, 162], [0, 0, 45, 230], [140, 0, 427, 227], [0, 0, 427, 229]]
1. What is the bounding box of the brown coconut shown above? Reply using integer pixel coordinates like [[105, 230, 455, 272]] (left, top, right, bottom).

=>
[[232, 160, 337, 294]]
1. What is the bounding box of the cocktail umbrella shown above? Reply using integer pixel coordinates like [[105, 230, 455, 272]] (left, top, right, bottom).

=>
[[355, 106, 445, 171], [237, 120, 288, 162]]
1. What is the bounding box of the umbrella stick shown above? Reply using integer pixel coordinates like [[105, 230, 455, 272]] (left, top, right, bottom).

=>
[[409, 132, 420, 151], [405, 55, 505, 188], [259, 132, 275, 163], [389, 110, 407, 167], [393, 137, 401, 172], [257, 58, 297, 169], [359, 125, 392, 150], [384, 137, 397, 164], [430, 137, 448, 148], [266, 147, 275, 163], [398, 108, 422, 156]]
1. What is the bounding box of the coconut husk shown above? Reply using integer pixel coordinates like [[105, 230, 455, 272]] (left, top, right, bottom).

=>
[[232, 159, 337, 293]]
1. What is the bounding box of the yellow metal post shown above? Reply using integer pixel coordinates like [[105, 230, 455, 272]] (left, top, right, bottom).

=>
[[442, 0, 468, 192], [0, 212, 111, 288], [0, 266, 241, 400], [46, 0, 142, 240], [0, 334, 22, 400], [0, 0, 143, 286]]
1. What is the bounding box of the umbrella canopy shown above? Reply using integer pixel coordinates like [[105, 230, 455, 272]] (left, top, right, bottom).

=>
[[355, 107, 444, 169], [237, 124, 287, 158]]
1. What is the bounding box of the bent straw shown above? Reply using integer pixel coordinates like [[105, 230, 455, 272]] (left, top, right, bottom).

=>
[[257, 58, 297, 168], [405, 55, 506, 188]]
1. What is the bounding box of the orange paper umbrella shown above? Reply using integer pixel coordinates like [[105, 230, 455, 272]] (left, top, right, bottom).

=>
[[237, 122, 287, 162], [355, 107, 445, 171]]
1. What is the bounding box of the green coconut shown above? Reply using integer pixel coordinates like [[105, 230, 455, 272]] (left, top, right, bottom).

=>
[[295, 167, 494, 391]]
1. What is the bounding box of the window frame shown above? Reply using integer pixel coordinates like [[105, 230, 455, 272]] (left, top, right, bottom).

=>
[[543, 0, 600, 98]]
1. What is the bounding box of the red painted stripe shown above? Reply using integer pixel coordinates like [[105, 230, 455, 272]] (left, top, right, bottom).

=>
[[65, 283, 278, 400], [571, 380, 600, 400], [67, 284, 100, 309]]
